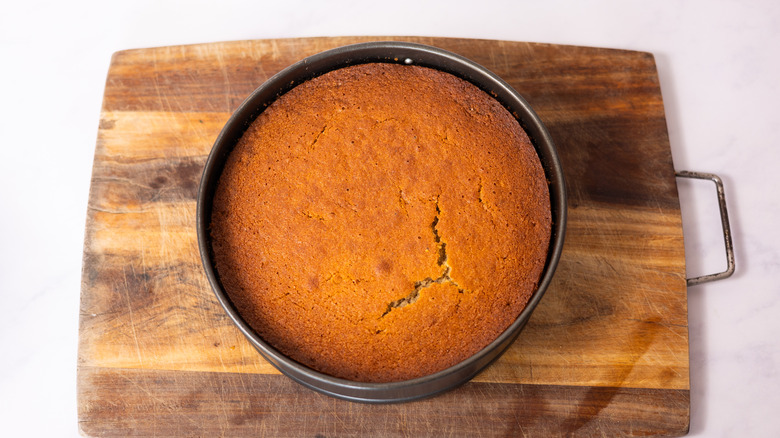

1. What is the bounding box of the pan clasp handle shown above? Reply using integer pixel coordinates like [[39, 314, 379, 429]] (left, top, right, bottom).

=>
[[675, 171, 735, 286]]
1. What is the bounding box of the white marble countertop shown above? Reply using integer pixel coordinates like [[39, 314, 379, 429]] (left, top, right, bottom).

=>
[[1, 1, 778, 436]]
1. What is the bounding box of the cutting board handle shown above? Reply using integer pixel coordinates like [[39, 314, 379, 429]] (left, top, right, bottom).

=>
[[676, 171, 735, 286]]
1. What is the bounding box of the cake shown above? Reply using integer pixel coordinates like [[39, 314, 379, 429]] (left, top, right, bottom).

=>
[[209, 62, 551, 383]]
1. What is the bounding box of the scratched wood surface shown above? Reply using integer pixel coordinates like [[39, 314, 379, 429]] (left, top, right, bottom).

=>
[[78, 36, 689, 437]]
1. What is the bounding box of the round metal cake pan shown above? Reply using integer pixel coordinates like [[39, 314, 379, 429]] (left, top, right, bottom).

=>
[[197, 41, 567, 403]]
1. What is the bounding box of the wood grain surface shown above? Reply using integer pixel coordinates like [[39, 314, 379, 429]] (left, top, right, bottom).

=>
[[78, 36, 689, 437]]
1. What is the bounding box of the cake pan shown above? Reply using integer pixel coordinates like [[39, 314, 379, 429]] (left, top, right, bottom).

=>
[[197, 41, 567, 403]]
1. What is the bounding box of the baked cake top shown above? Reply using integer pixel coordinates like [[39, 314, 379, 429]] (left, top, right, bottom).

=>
[[210, 62, 551, 382]]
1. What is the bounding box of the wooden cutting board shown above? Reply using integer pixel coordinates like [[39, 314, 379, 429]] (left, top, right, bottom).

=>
[[78, 36, 688, 437]]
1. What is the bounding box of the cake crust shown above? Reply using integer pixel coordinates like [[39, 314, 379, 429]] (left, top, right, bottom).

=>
[[210, 63, 551, 382]]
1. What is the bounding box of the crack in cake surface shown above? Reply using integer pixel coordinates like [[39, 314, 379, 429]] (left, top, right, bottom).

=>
[[309, 124, 328, 149], [381, 197, 465, 318]]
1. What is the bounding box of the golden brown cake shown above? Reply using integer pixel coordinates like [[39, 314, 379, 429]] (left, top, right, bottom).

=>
[[210, 62, 551, 383]]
